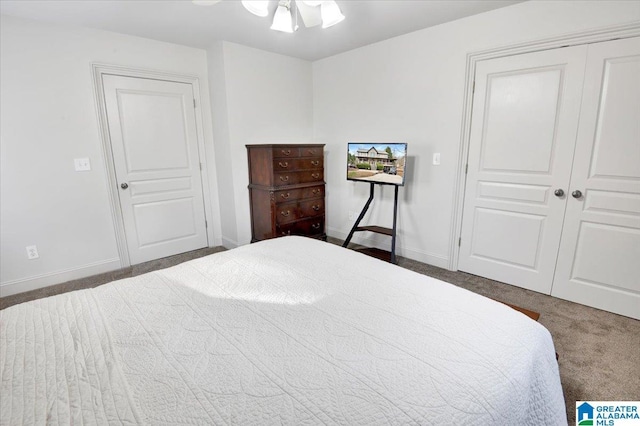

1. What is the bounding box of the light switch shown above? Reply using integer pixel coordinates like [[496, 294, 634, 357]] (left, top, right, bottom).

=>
[[433, 153, 441, 165], [74, 158, 91, 171]]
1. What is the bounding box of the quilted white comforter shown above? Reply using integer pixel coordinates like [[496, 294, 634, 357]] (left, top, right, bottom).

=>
[[1, 236, 566, 425]]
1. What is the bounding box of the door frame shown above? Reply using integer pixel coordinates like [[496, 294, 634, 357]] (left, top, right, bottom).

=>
[[91, 64, 214, 268], [449, 22, 640, 271]]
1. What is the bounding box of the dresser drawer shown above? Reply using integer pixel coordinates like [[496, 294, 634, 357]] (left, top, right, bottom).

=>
[[273, 146, 322, 158], [277, 217, 324, 237], [300, 146, 323, 157], [274, 188, 304, 203], [272, 147, 301, 159], [301, 185, 324, 199], [275, 199, 324, 225], [274, 185, 324, 203], [272, 158, 323, 172], [299, 198, 324, 218], [275, 202, 300, 225], [274, 171, 324, 186], [273, 185, 324, 204]]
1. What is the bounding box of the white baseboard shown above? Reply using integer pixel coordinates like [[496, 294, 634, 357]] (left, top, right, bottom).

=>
[[327, 227, 449, 269], [0, 258, 122, 298], [221, 236, 239, 249]]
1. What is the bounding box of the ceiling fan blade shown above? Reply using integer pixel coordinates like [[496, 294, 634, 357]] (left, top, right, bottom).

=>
[[296, 0, 322, 28]]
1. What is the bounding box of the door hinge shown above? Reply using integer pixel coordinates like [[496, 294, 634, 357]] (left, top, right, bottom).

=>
[[465, 164, 468, 174], [472, 81, 475, 93], [458, 237, 461, 247], [193, 99, 196, 108], [205, 220, 208, 228]]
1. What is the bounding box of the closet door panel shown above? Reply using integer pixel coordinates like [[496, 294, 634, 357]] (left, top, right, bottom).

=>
[[551, 37, 640, 320], [458, 45, 588, 294]]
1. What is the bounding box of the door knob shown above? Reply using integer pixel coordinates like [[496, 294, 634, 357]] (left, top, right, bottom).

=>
[[572, 190, 583, 199], [120, 183, 129, 189], [554, 189, 564, 197]]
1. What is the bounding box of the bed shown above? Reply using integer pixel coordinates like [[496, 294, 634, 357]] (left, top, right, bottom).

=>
[[0, 236, 566, 425]]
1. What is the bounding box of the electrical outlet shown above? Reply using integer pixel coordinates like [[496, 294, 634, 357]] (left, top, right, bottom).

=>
[[26, 245, 39, 260], [433, 153, 441, 165]]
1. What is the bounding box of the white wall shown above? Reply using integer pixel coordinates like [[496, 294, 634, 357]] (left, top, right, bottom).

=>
[[0, 15, 223, 296], [312, 1, 640, 268], [2, 1, 638, 296], [207, 42, 314, 247], [206, 41, 238, 248]]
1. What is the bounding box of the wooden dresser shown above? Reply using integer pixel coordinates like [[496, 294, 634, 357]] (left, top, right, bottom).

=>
[[247, 144, 326, 242]]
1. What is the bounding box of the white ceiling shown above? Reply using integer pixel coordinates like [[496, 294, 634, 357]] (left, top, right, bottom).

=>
[[0, 0, 523, 61]]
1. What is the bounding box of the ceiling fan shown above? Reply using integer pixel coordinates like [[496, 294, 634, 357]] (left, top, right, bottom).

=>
[[193, 0, 345, 33]]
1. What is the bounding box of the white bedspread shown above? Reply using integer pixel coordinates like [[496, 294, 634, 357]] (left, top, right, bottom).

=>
[[1, 237, 566, 425]]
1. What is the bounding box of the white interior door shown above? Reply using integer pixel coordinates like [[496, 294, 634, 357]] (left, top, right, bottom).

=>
[[551, 37, 640, 319], [458, 46, 588, 294], [103, 75, 208, 265]]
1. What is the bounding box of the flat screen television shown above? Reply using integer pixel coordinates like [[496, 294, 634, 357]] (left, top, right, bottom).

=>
[[347, 143, 407, 186]]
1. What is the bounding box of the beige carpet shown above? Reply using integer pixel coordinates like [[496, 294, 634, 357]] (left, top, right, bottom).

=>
[[2, 242, 639, 424]]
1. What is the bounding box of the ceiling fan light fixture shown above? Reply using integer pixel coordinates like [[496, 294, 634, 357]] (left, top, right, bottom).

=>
[[320, 0, 344, 28], [242, 0, 270, 17], [296, 0, 322, 28], [270, 1, 294, 33]]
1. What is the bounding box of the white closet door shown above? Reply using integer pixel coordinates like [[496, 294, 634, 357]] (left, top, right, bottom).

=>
[[551, 37, 640, 319], [458, 46, 587, 294], [103, 75, 208, 265]]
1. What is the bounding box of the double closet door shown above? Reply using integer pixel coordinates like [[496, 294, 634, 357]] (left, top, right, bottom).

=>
[[458, 37, 640, 319]]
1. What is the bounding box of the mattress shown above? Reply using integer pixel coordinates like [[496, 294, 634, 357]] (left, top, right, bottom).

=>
[[0, 236, 566, 425]]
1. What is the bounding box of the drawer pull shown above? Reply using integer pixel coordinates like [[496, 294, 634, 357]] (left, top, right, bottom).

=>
[[278, 161, 289, 168], [311, 223, 321, 230], [280, 192, 291, 199], [311, 160, 320, 166], [281, 210, 290, 217], [308, 149, 317, 155], [312, 189, 321, 195], [311, 173, 320, 179], [280, 176, 290, 182], [281, 149, 292, 156], [312, 205, 320, 211]]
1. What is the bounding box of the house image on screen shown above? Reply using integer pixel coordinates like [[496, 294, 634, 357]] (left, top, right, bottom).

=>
[[355, 147, 396, 168], [577, 402, 594, 425]]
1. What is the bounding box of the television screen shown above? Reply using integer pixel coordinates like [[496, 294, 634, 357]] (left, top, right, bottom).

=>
[[347, 143, 407, 186]]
